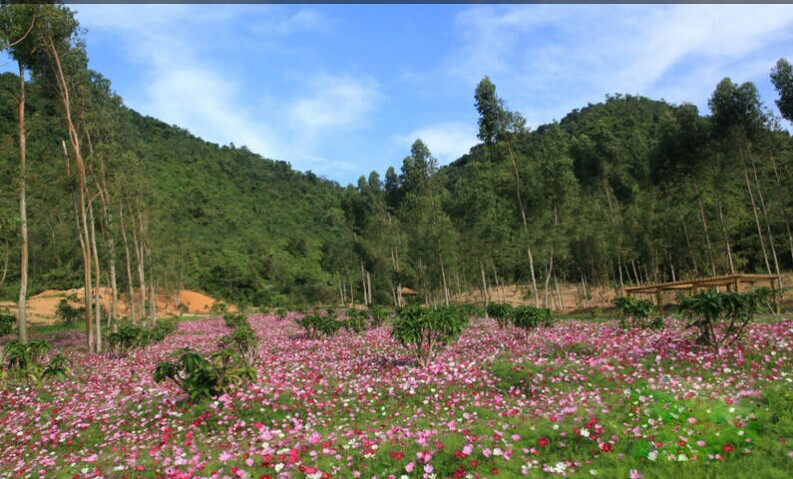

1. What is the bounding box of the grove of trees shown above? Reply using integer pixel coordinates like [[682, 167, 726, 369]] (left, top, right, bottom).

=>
[[2, 4, 792, 350]]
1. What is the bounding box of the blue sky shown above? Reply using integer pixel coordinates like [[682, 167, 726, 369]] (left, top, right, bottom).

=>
[[17, 4, 793, 184]]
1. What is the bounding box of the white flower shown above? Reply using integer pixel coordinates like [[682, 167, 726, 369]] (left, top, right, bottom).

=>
[[647, 450, 658, 461], [275, 463, 284, 472], [590, 470, 599, 476], [580, 429, 590, 438], [678, 454, 688, 461]]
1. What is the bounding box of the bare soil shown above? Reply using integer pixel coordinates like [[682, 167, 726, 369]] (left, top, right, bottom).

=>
[[0, 288, 232, 324]]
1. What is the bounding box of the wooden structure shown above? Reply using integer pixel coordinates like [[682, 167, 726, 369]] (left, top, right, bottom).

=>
[[624, 273, 782, 307], [400, 287, 418, 297]]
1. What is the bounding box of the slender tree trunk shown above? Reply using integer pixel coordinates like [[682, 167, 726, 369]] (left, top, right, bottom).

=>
[[768, 153, 793, 263], [149, 276, 156, 325], [716, 199, 735, 275], [439, 255, 450, 306], [360, 262, 367, 305], [604, 185, 625, 293], [480, 261, 489, 308], [337, 272, 344, 305], [16, 61, 28, 344], [679, 213, 699, 275], [119, 204, 136, 322], [748, 149, 782, 287], [0, 239, 8, 290], [128, 200, 147, 318], [367, 271, 372, 306], [695, 185, 717, 276], [505, 139, 539, 306], [50, 41, 94, 352], [89, 201, 102, 352], [744, 169, 771, 274]]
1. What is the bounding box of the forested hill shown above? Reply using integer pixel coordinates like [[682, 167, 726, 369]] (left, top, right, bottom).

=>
[[2, 63, 792, 310], [0, 70, 349, 306]]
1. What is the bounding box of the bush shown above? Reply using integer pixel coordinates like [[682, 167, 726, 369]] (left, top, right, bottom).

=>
[[390, 305, 468, 368], [368, 305, 387, 328], [612, 297, 662, 329], [275, 308, 288, 321], [343, 309, 367, 334], [486, 303, 513, 328], [56, 295, 85, 325], [153, 347, 256, 402], [679, 288, 774, 351], [223, 313, 249, 329], [2, 339, 68, 385], [0, 311, 15, 336], [106, 317, 179, 356], [296, 313, 342, 339], [511, 306, 553, 330], [218, 325, 259, 367]]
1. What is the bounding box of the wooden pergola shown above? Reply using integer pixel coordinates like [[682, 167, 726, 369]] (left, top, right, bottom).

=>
[[624, 273, 783, 307]]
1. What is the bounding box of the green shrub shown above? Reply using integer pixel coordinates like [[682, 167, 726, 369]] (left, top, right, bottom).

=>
[[296, 314, 342, 339], [613, 297, 659, 329], [275, 308, 288, 321], [368, 305, 387, 328], [153, 347, 256, 402], [486, 303, 513, 328], [223, 313, 248, 329], [679, 288, 774, 351], [0, 311, 15, 336], [511, 306, 553, 330], [218, 325, 259, 367], [56, 295, 85, 325], [390, 305, 468, 368], [343, 309, 367, 334]]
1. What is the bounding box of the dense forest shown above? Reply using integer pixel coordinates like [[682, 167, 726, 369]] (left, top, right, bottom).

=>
[[2, 5, 793, 344]]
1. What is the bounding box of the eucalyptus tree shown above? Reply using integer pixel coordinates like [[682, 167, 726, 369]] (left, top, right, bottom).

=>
[[474, 76, 539, 306]]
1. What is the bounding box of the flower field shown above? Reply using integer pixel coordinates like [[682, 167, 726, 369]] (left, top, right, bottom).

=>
[[2, 313, 793, 479]]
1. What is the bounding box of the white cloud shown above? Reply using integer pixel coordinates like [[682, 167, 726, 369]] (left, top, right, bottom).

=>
[[395, 122, 478, 166], [289, 74, 382, 134], [446, 4, 793, 125]]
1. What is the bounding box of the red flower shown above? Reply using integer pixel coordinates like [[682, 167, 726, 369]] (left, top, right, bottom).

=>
[[600, 443, 612, 453], [723, 444, 734, 453], [454, 450, 467, 459], [390, 451, 404, 460], [538, 438, 550, 447], [490, 467, 499, 475], [470, 460, 478, 468]]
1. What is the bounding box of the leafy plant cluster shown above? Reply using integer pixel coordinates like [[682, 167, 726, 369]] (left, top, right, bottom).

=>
[[0, 310, 14, 336], [106, 317, 179, 356], [486, 303, 554, 330], [55, 294, 85, 325], [679, 288, 780, 351], [218, 313, 259, 367], [390, 305, 469, 368], [2, 339, 71, 386], [613, 297, 665, 330], [296, 312, 342, 339], [154, 313, 259, 402]]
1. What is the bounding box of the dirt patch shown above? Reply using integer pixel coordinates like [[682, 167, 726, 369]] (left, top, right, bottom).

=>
[[454, 272, 792, 314], [0, 288, 233, 325]]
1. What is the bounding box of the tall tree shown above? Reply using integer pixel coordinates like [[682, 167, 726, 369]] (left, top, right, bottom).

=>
[[474, 76, 539, 306]]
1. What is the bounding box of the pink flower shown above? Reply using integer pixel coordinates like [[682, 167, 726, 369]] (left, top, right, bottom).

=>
[[629, 470, 644, 479], [697, 440, 706, 447], [405, 462, 415, 473], [687, 417, 697, 425], [424, 464, 433, 474]]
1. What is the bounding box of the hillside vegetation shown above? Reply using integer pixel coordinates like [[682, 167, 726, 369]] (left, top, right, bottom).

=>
[[1, 5, 792, 333]]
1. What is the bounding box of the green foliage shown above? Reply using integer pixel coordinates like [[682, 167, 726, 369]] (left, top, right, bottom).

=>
[[367, 305, 387, 328], [679, 288, 776, 350], [55, 295, 85, 325], [296, 313, 342, 340], [210, 302, 228, 315], [390, 305, 469, 368], [41, 353, 72, 380], [612, 297, 662, 329], [511, 306, 553, 330], [275, 308, 288, 321], [153, 347, 256, 402], [106, 317, 178, 356], [0, 310, 14, 336], [223, 313, 249, 329], [486, 302, 513, 328], [218, 324, 259, 367], [343, 309, 367, 334]]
